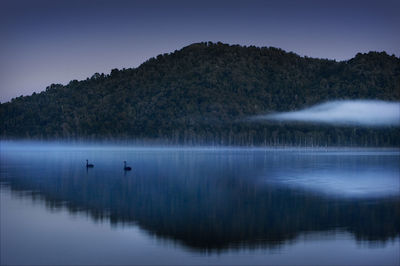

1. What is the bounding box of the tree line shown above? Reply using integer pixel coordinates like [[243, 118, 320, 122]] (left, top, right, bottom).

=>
[[1, 42, 399, 146]]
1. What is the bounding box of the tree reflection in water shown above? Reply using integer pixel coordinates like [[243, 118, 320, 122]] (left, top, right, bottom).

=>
[[1, 148, 399, 252]]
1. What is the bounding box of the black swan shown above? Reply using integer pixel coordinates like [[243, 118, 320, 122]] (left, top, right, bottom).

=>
[[86, 160, 94, 168], [124, 161, 132, 171]]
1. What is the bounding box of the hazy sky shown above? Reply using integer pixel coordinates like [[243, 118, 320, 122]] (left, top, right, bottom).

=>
[[0, 0, 399, 102]]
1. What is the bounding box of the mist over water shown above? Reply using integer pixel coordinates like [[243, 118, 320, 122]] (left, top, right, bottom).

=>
[[1, 142, 399, 265], [254, 100, 400, 126]]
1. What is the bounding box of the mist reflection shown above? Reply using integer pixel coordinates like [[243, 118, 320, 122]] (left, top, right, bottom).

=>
[[1, 146, 399, 251]]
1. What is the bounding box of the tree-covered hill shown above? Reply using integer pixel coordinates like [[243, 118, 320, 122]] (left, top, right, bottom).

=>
[[1, 42, 399, 146]]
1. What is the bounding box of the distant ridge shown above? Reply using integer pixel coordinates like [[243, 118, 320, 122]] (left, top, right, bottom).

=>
[[1, 42, 399, 146]]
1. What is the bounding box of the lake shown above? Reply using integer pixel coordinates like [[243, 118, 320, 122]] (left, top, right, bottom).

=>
[[1, 141, 399, 265]]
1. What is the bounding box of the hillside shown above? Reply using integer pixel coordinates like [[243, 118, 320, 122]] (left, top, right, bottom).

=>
[[1, 42, 399, 146]]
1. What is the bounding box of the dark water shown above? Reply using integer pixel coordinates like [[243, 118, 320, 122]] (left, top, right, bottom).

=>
[[1, 142, 399, 265]]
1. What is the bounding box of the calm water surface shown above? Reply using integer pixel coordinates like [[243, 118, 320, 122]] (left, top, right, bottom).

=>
[[1, 142, 399, 265]]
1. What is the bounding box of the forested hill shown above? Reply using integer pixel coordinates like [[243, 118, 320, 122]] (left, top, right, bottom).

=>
[[1, 42, 399, 146]]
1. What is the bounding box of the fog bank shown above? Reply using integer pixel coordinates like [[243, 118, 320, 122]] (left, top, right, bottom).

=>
[[254, 100, 400, 126]]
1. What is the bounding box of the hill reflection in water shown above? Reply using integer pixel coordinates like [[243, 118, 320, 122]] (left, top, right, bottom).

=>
[[1, 144, 399, 251]]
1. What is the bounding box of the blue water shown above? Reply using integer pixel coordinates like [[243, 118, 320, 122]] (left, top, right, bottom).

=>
[[1, 141, 399, 265]]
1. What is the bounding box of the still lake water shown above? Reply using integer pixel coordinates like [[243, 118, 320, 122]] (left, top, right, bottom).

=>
[[1, 141, 399, 265]]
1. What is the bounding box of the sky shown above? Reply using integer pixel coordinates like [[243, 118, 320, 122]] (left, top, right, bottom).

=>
[[0, 0, 399, 103]]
